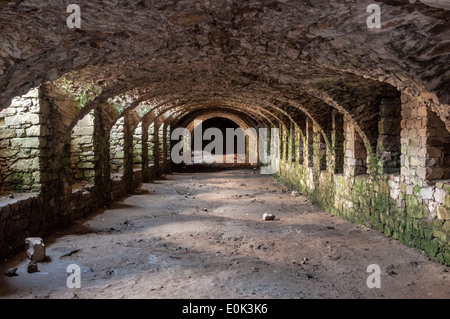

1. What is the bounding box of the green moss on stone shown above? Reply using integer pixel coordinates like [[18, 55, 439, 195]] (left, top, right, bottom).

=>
[[423, 239, 440, 257], [433, 230, 447, 243], [443, 248, 450, 264], [445, 195, 450, 209], [442, 221, 450, 233]]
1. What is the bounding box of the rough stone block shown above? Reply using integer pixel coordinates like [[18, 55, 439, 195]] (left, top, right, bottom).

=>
[[427, 167, 445, 181], [427, 146, 442, 158], [25, 125, 42, 137], [419, 187, 434, 200], [436, 206, 449, 221], [0, 129, 16, 139], [10, 137, 40, 149], [442, 221, 450, 233], [263, 213, 275, 221], [432, 230, 447, 243], [11, 158, 39, 172], [25, 237, 46, 262], [409, 156, 423, 167], [5, 113, 41, 126], [434, 187, 446, 204]]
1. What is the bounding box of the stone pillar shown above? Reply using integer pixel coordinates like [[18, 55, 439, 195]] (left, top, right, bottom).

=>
[[400, 94, 428, 186], [313, 122, 326, 172], [280, 124, 286, 162], [400, 93, 450, 185], [93, 107, 112, 204], [153, 120, 160, 177], [39, 90, 72, 227], [378, 97, 401, 174], [123, 113, 134, 193], [306, 118, 314, 168], [141, 117, 150, 182], [288, 122, 295, 163], [332, 110, 344, 174], [297, 127, 304, 165], [344, 119, 367, 177], [162, 122, 169, 173]]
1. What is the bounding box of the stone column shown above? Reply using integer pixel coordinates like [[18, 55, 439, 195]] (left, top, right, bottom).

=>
[[313, 122, 326, 172], [306, 118, 314, 168], [279, 124, 286, 162], [93, 106, 112, 204], [162, 122, 169, 173], [141, 117, 150, 182], [332, 110, 344, 174], [378, 97, 401, 174], [400, 94, 428, 187], [296, 126, 304, 165], [39, 90, 72, 227], [289, 122, 297, 163], [153, 120, 161, 177], [344, 119, 367, 177], [123, 113, 134, 193]]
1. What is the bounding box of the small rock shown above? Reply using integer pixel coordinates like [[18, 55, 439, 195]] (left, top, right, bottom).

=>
[[263, 213, 275, 221], [4, 267, 18, 277], [291, 191, 300, 197], [203, 208, 208, 211], [306, 273, 316, 279], [25, 237, 46, 262], [27, 261, 39, 273]]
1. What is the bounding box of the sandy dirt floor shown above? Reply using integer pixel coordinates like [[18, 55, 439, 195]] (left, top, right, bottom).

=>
[[0, 169, 449, 299]]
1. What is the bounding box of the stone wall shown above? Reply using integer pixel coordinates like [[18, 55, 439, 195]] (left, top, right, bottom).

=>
[[110, 117, 125, 174], [0, 195, 43, 257], [0, 88, 43, 192], [276, 94, 450, 264], [148, 122, 155, 163], [0, 89, 165, 259], [133, 122, 143, 169], [344, 120, 367, 177], [71, 110, 95, 184], [277, 161, 450, 264], [0, 167, 159, 258]]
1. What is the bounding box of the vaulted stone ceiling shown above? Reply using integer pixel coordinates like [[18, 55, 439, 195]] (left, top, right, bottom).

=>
[[0, 0, 449, 137]]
